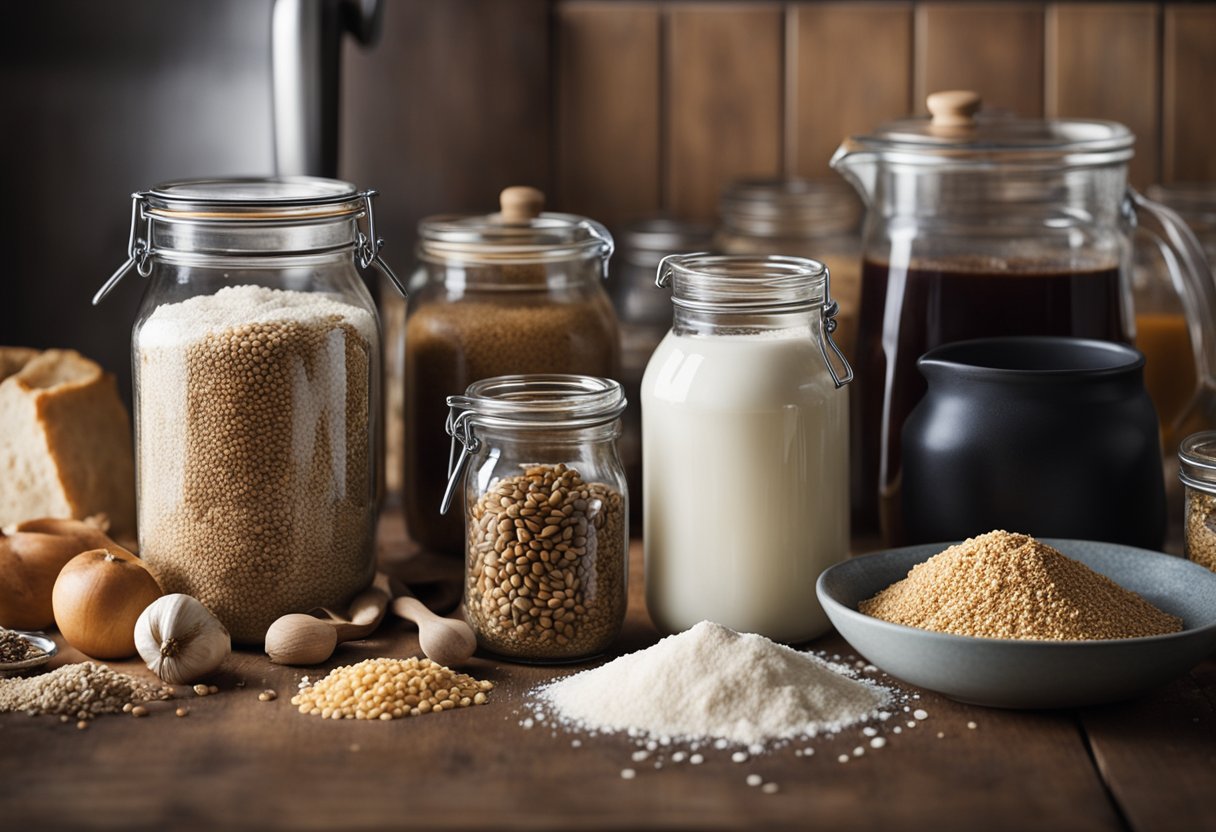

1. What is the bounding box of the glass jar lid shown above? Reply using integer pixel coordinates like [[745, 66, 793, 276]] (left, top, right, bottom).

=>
[[418, 186, 614, 273], [655, 254, 853, 388], [1179, 431, 1216, 492], [835, 90, 1134, 168], [94, 176, 403, 303], [719, 178, 861, 238], [657, 253, 829, 313], [441, 374, 626, 513], [142, 176, 365, 218]]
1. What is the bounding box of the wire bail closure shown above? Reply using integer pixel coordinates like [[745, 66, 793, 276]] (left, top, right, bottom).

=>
[[357, 189, 407, 297], [441, 398, 480, 515], [93, 192, 152, 306]]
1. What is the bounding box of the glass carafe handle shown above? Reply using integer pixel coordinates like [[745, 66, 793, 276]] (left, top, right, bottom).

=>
[[1131, 189, 1216, 409]]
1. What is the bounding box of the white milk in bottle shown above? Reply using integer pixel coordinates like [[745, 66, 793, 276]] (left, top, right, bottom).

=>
[[641, 254, 850, 643]]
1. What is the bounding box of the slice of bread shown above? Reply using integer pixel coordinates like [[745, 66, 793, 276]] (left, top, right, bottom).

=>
[[0, 348, 136, 536]]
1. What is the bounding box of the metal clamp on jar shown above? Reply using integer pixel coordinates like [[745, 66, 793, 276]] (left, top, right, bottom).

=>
[[441, 374, 629, 663], [95, 177, 399, 643]]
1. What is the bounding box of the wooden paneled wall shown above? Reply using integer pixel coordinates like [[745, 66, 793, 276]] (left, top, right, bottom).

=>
[[340, 0, 1215, 498], [555, 1, 1216, 225]]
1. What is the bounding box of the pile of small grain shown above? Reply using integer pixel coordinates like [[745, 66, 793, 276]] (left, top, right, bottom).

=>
[[860, 531, 1183, 640], [1185, 490, 1216, 573], [0, 629, 46, 664], [0, 662, 173, 720], [137, 285, 377, 643], [404, 294, 618, 553], [536, 621, 890, 745], [466, 463, 626, 660], [292, 656, 493, 721]]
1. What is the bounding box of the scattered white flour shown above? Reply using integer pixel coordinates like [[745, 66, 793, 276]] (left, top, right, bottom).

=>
[[534, 621, 891, 746]]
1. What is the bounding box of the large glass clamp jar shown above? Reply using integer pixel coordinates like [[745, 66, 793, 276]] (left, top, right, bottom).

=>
[[441, 374, 628, 663], [405, 187, 620, 557], [832, 90, 1216, 543], [95, 177, 401, 643], [641, 254, 851, 644]]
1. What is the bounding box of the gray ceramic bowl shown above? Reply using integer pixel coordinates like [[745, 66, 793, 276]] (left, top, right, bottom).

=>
[[816, 539, 1216, 709]]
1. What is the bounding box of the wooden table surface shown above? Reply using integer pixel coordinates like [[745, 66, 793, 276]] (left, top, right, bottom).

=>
[[2, 512, 1214, 832]]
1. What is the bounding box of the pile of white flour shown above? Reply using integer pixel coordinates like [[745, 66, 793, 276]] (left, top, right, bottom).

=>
[[535, 621, 891, 746]]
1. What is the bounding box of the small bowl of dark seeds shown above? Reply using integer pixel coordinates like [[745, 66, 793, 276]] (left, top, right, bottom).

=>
[[0, 628, 57, 675]]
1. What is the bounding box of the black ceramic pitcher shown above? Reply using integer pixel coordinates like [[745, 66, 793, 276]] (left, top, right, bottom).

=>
[[901, 337, 1166, 548]]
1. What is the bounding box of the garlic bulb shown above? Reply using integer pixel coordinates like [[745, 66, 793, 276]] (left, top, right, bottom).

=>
[[134, 594, 231, 684]]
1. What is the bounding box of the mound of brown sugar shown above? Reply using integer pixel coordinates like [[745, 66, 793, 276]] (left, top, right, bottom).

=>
[[860, 531, 1183, 641]]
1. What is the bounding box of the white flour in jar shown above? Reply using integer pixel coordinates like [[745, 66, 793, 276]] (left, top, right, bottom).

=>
[[534, 621, 890, 746], [642, 328, 849, 642], [136, 285, 378, 642]]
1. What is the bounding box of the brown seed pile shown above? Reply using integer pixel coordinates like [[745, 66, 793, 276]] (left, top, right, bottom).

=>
[[0, 662, 173, 720], [1184, 490, 1216, 573], [0, 629, 46, 664], [466, 463, 626, 660], [860, 531, 1183, 640], [292, 656, 492, 720], [138, 286, 377, 643], [404, 293, 618, 553]]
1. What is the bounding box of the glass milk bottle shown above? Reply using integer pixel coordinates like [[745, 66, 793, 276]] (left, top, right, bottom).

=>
[[641, 254, 852, 643]]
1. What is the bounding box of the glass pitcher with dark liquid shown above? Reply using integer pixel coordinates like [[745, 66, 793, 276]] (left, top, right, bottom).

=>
[[831, 91, 1216, 543]]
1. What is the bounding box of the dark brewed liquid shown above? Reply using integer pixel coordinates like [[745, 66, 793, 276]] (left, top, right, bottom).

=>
[[855, 259, 1128, 542]]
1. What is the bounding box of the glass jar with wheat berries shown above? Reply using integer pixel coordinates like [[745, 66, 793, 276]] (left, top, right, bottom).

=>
[[404, 187, 619, 557], [443, 375, 628, 662], [95, 177, 401, 644]]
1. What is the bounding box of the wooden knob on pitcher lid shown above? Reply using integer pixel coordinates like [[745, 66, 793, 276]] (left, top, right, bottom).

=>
[[927, 90, 981, 129], [499, 186, 545, 223]]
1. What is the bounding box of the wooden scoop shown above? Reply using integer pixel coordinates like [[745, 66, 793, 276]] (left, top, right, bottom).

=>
[[265, 572, 392, 665], [391, 589, 477, 668]]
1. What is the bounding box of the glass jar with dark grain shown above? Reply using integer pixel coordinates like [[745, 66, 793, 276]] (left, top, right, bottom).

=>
[[404, 188, 619, 555], [443, 374, 628, 662]]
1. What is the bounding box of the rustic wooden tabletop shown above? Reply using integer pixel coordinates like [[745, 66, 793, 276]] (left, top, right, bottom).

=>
[[1, 512, 1213, 832]]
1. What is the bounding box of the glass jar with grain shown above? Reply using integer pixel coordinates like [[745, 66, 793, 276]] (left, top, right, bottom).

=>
[[1180, 431, 1216, 573], [95, 177, 400, 643], [442, 374, 628, 663], [716, 179, 862, 365], [405, 187, 620, 556]]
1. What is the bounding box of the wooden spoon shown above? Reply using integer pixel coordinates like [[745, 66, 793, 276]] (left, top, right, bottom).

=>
[[391, 589, 477, 668], [265, 572, 391, 665]]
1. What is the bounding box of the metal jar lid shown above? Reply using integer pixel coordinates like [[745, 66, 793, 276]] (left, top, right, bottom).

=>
[[417, 187, 614, 276], [94, 176, 403, 303], [1179, 430, 1216, 493]]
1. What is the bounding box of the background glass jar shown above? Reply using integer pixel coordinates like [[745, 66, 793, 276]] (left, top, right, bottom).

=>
[[716, 178, 862, 364], [405, 187, 620, 556], [442, 374, 628, 663], [611, 219, 714, 533], [96, 177, 398, 643], [1179, 431, 1216, 573], [642, 254, 852, 644]]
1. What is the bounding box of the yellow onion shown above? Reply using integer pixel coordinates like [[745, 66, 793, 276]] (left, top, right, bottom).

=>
[[52, 548, 163, 659]]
